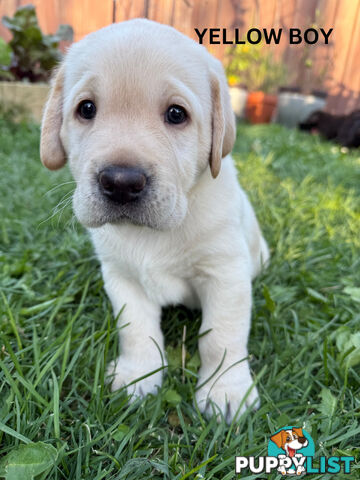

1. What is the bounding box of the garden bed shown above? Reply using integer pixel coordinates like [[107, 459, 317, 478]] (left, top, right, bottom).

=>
[[0, 81, 49, 122]]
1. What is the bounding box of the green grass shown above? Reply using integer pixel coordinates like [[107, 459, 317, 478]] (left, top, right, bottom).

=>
[[1, 115, 360, 479]]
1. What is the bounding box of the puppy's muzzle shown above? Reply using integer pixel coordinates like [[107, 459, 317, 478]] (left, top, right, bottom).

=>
[[98, 166, 147, 204]]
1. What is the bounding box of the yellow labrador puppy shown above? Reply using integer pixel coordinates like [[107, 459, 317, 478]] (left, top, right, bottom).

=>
[[40, 19, 269, 422]]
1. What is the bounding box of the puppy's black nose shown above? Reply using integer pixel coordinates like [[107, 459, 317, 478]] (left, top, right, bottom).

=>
[[298, 437, 307, 444], [98, 166, 147, 204]]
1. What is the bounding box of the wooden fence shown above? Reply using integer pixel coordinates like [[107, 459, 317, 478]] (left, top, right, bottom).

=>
[[0, 0, 359, 114]]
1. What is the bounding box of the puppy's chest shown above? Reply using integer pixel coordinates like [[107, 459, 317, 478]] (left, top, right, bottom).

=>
[[125, 254, 197, 307], [138, 265, 197, 307], [96, 230, 198, 307]]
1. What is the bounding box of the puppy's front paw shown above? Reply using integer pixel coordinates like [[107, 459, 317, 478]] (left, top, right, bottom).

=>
[[195, 363, 259, 423], [107, 356, 164, 399]]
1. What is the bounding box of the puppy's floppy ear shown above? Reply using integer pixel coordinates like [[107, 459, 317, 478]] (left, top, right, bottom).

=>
[[270, 430, 286, 449], [209, 61, 236, 178], [40, 64, 66, 170]]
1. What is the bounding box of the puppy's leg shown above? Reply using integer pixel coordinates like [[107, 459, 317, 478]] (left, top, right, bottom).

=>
[[195, 258, 259, 422], [103, 264, 164, 397]]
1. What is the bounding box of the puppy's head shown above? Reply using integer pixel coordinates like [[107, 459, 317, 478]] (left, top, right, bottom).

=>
[[40, 19, 235, 229], [298, 110, 323, 131]]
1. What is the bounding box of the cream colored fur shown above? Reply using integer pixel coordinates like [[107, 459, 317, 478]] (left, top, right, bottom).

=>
[[40, 19, 269, 423]]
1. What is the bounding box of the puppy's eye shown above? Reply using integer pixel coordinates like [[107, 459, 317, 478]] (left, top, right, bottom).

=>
[[165, 105, 187, 124], [77, 100, 96, 120]]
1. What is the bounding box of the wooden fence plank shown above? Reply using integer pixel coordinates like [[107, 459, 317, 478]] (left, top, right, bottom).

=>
[[325, 0, 360, 113], [0, 0, 21, 40], [115, 0, 146, 22], [327, 0, 360, 113], [62, 0, 112, 40]]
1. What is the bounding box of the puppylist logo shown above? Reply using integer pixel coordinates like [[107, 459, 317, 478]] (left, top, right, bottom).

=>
[[235, 426, 354, 475], [268, 427, 314, 475]]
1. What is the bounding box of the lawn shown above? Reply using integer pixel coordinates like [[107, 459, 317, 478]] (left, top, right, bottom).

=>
[[0, 113, 360, 479]]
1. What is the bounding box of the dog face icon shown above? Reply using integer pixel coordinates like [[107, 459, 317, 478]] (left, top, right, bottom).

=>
[[271, 427, 308, 457]]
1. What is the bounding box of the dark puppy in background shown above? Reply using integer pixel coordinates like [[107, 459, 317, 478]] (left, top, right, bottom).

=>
[[299, 110, 360, 148]]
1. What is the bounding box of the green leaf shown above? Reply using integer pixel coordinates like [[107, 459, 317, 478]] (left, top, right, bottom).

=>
[[335, 327, 351, 352], [0, 442, 58, 480], [335, 328, 360, 368], [306, 287, 328, 303], [166, 346, 182, 369], [112, 424, 130, 442], [22, 25, 43, 46], [0, 38, 12, 66], [276, 413, 290, 427], [2, 16, 22, 32], [56, 24, 74, 42], [344, 286, 360, 303], [163, 389, 182, 406], [263, 284, 276, 313], [268, 285, 298, 304], [187, 351, 201, 372], [2, 5, 38, 32], [318, 388, 337, 417], [12, 5, 38, 29]]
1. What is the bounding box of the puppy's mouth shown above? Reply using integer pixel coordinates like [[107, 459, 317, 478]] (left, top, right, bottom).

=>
[[88, 195, 159, 228], [102, 203, 159, 228], [73, 180, 184, 231]]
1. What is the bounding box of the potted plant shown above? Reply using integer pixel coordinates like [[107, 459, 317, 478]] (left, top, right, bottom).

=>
[[0, 5, 73, 122], [224, 62, 247, 119], [225, 43, 287, 124], [227, 76, 248, 120], [274, 86, 328, 128], [224, 47, 249, 120]]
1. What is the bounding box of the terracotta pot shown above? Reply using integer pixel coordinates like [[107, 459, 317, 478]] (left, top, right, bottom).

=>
[[245, 91, 278, 124]]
